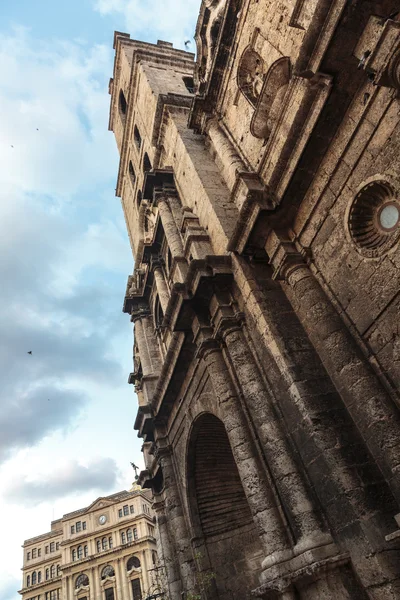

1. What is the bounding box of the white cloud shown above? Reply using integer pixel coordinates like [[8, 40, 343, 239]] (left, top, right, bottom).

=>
[[94, 0, 199, 49], [4, 458, 121, 505], [0, 27, 116, 198]]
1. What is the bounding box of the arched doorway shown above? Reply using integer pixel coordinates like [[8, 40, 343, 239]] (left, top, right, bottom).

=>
[[187, 413, 263, 599]]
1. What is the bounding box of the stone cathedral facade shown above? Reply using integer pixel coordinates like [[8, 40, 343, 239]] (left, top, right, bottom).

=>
[[108, 1, 400, 598]]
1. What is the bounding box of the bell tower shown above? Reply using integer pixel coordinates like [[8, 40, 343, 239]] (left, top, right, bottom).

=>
[[108, 33, 195, 258]]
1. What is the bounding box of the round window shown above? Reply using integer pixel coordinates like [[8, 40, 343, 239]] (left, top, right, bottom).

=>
[[348, 181, 400, 257]]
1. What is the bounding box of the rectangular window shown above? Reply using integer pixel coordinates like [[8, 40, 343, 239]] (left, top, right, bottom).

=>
[[118, 509, 123, 518], [131, 578, 142, 600], [46, 590, 59, 600], [27, 551, 31, 560], [123, 505, 129, 516], [55, 542, 59, 551], [105, 588, 115, 600], [32, 548, 37, 558], [130, 505, 134, 514], [71, 525, 75, 534], [38, 548, 41, 557], [76, 521, 81, 532], [82, 521, 86, 530], [45, 546, 49, 554], [50, 542, 55, 552]]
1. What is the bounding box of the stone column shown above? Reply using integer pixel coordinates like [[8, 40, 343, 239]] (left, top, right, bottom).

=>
[[194, 319, 294, 574], [210, 294, 331, 554], [156, 194, 184, 258], [152, 264, 170, 314], [206, 118, 247, 191], [269, 235, 400, 502], [120, 558, 130, 600], [133, 315, 152, 376], [114, 558, 124, 600], [156, 440, 196, 594], [153, 497, 183, 598]]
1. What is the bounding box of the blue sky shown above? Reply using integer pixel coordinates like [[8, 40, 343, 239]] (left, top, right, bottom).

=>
[[0, 1, 199, 597]]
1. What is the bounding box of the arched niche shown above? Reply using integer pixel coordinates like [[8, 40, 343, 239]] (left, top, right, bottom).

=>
[[250, 56, 291, 139], [237, 46, 265, 108], [186, 413, 263, 599]]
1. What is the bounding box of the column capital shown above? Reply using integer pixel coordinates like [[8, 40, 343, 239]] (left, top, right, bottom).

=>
[[195, 338, 221, 360], [153, 184, 178, 206], [266, 231, 312, 283], [131, 307, 151, 323]]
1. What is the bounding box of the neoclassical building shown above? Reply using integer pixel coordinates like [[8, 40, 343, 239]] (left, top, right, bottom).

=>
[[19, 487, 158, 600], [108, 0, 400, 598]]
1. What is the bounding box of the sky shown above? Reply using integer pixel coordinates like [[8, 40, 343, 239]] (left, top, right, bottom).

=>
[[0, 1, 199, 597]]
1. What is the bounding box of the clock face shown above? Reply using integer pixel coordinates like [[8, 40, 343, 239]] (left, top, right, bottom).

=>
[[99, 515, 107, 525]]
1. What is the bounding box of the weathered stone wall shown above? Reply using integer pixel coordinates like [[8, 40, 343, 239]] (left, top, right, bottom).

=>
[[108, 2, 400, 598]]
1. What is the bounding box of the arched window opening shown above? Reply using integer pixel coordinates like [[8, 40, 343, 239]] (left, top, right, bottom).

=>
[[129, 161, 136, 188], [119, 90, 128, 121], [27, 575, 30, 587], [101, 565, 115, 580], [154, 295, 164, 330], [102, 537, 108, 551], [76, 573, 90, 588], [57, 564, 61, 576], [143, 152, 152, 173], [72, 548, 76, 561], [237, 47, 265, 108], [84, 545, 88, 557], [127, 556, 141, 570], [38, 571, 42, 583], [109, 536, 113, 549], [127, 528, 133, 543], [46, 568, 49, 580], [50, 564, 56, 578], [152, 551, 157, 565], [187, 413, 263, 598], [250, 56, 291, 139], [77, 545, 83, 559], [96, 540, 101, 553], [121, 531, 126, 545], [32, 572, 37, 585], [183, 76, 195, 94], [134, 126, 142, 150]]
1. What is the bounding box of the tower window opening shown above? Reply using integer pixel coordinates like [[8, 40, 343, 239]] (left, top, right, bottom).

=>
[[119, 90, 128, 121], [183, 76, 195, 94], [134, 126, 142, 150]]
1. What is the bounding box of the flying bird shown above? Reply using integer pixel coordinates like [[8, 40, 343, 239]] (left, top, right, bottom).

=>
[[27, 351, 32, 355], [184, 40, 191, 49], [11, 145, 14, 148]]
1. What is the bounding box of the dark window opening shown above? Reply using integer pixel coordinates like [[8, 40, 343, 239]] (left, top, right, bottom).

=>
[[101, 565, 115, 580], [137, 190, 143, 209], [183, 76, 195, 94], [143, 153, 152, 172], [131, 578, 142, 600], [105, 588, 115, 600], [129, 161, 136, 187], [134, 126, 142, 150], [127, 556, 141, 570], [119, 90, 127, 121]]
